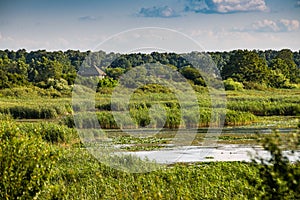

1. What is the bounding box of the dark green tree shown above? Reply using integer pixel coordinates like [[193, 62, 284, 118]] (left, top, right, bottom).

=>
[[221, 50, 269, 84], [271, 49, 300, 83], [105, 67, 125, 79]]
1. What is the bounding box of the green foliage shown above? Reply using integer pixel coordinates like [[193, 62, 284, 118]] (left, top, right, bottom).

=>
[[135, 83, 172, 93], [105, 67, 125, 79], [224, 110, 257, 126], [40, 148, 259, 199], [223, 78, 244, 91], [65, 108, 257, 129], [19, 122, 77, 144], [0, 113, 13, 121], [180, 66, 206, 86], [243, 81, 268, 90], [0, 120, 59, 200], [44, 78, 72, 93], [221, 50, 269, 84], [0, 99, 71, 119], [268, 69, 291, 88], [228, 100, 300, 116], [275, 49, 300, 83], [1, 76, 300, 199], [0, 49, 300, 91], [97, 77, 118, 88], [251, 132, 300, 199], [0, 86, 61, 98]]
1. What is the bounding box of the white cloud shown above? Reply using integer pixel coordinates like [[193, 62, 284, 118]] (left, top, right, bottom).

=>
[[139, 6, 180, 18], [188, 29, 273, 51], [278, 19, 300, 31], [185, 0, 268, 14], [296, 1, 300, 7], [238, 19, 300, 32], [186, 28, 295, 51], [251, 19, 281, 32]]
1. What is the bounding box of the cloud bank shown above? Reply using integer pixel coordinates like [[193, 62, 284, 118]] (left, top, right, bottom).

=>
[[236, 19, 300, 32], [138, 6, 180, 18], [185, 0, 268, 14]]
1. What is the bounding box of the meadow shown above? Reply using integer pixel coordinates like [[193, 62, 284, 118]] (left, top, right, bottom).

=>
[[0, 87, 300, 199]]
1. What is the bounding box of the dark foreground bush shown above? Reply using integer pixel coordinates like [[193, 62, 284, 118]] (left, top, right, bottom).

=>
[[249, 132, 300, 199]]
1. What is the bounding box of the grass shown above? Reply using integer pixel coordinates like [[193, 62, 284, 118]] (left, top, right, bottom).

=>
[[226, 89, 300, 116], [1, 87, 299, 127], [0, 97, 71, 119], [46, 149, 260, 200]]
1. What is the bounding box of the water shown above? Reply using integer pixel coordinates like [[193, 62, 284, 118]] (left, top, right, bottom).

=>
[[126, 144, 300, 164], [96, 117, 299, 164]]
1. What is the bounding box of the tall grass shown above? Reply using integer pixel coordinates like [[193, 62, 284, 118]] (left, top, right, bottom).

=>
[[0, 100, 71, 119], [228, 101, 300, 116], [63, 108, 256, 129], [226, 89, 300, 116], [37, 148, 260, 199], [19, 122, 77, 144]]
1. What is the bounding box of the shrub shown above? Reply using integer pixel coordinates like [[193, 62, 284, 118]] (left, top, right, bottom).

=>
[[223, 78, 244, 91], [0, 121, 59, 199], [250, 132, 300, 199], [0, 86, 51, 98], [243, 81, 268, 90]]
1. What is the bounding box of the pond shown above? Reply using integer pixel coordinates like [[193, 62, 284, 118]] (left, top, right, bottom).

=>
[[124, 144, 300, 164], [106, 125, 299, 164], [84, 116, 299, 163]]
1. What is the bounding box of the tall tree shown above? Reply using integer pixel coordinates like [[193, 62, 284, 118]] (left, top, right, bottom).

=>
[[221, 50, 269, 84], [272, 49, 300, 83]]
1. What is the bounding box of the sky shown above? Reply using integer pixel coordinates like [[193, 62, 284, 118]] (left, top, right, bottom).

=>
[[0, 0, 299, 52]]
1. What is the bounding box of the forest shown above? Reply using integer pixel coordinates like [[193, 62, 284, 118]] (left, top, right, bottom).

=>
[[0, 49, 300, 95]]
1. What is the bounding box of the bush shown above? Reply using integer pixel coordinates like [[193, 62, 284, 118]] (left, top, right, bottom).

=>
[[243, 81, 268, 90], [250, 132, 300, 199], [223, 78, 244, 91], [0, 86, 51, 98], [0, 121, 59, 199]]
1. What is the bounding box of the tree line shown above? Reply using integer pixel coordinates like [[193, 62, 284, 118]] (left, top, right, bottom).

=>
[[0, 49, 299, 92]]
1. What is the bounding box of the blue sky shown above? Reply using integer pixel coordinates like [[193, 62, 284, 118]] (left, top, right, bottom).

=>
[[0, 0, 299, 52]]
